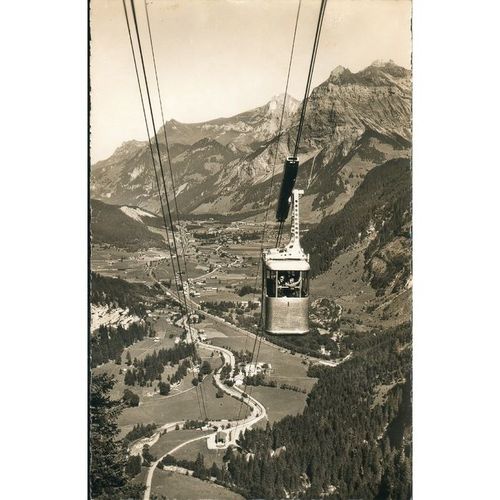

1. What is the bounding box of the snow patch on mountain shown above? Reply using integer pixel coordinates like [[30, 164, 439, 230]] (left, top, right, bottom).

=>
[[176, 182, 188, 196], [129, 165, 144, 181], [120, 206, 156, 223]]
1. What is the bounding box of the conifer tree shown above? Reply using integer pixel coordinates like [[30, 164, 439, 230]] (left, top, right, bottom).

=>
[[90, 374, 127, 497]]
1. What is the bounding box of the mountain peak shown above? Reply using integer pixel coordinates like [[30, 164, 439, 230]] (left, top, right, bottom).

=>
[[112, 140, 144, 157], [267, 93, 300, 114], [370, 59, 394, 68], [330, 65, 347, 79], [365, 59, 410, 78]]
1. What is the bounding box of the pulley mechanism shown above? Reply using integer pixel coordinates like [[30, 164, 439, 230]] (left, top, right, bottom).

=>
[[275, 156, 299, 222]]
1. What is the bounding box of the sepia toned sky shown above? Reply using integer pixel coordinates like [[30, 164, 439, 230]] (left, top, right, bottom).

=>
[[90, 0, 412, 162]]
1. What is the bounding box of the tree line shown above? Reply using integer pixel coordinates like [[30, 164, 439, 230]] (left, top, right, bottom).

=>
[[91, 272, 157, 317], [123, 423, 158, 445], [91, 322, 150, 368], [123, 343, 196, 387], [90, 374, 145, 498], [219, 324, 412, 499], [302, 157, 411, 277]]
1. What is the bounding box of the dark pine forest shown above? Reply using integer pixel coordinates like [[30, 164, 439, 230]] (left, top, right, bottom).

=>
[[223, 324, 412, 499]]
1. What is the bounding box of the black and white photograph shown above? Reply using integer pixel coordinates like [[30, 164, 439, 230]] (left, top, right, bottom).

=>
[[89, 1, 412, 498], [3, 0, 500, 499]]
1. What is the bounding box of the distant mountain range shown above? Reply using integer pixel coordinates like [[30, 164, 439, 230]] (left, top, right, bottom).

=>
[[91, 61, 410, 220], [91, 60, 412, 325]]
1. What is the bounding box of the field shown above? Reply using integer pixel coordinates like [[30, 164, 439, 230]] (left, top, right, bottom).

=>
[[245, 385, 310, 423], [201, 318, 317, 391], [150, 469, 243, 500], [127, 323, 182, 360], [92, 322, 189, 409], [149, 429, 213, 459], [171, 438, 227, 467], [195, 316, 319, 425], [91, 246, 166, 283], [118, 373, 249, 428]]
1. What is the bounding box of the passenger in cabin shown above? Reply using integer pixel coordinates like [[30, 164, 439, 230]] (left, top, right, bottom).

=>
[[276, 271, 302, 297], [277, 273, 287, 297], [286, 274, 302, 298], [301, 272, 309, 297]]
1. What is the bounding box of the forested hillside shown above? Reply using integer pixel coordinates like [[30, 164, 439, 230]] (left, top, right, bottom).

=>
[[303, 158, 411, 303], [90, 272, 159, 317], [224, 324, 412, 499], [90, 199, 164, 250]]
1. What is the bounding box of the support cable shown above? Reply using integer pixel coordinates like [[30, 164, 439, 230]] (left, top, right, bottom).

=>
[[121, 0, 181, 304], [143, 0, 190, 277], [124, 0, 208, 421], [140, 0, 211, 422], [239, 0, 329, 420], [293, 0, 328, 157], [276, 0, 328, 247]]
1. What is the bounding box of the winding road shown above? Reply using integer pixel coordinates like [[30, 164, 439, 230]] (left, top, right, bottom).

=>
[[141, 275, 348, 499], [141, 336, 267, 500], [143, 432, 213, 500]]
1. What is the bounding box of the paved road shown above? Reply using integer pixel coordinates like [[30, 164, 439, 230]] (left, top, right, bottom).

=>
[[190, 265, 221, 283], [198, 342, 267, 440], [142, 275, 349, 500], [129, 421, 184, 457], [143, 432, 213, 500], [142, 340, 267, 500]]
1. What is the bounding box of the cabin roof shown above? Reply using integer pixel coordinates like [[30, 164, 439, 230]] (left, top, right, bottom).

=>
[[265, 259, 310, 271]]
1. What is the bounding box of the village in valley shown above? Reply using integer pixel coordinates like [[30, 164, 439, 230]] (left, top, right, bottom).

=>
[[91, 215, 347, 499]]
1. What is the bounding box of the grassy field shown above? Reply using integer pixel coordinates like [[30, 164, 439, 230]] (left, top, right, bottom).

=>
[[91, 246, 161, 283], [130, 466, 149, 488], [153, 259, 207, 281], [118, 374, 249, 428], [150, 469, 243, 500], [245, 385, 310, 423], [172, 438, 227, 467], [202, 318, 316, 391], [124, 326, 181, 362], [149, 429, 213, 459], [92, 331, 190, 409], [197, 317, 319, 422]]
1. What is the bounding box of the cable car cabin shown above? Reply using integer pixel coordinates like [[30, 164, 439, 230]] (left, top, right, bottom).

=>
[[263, 258, 310, 335], [262, 188, 310, 335]]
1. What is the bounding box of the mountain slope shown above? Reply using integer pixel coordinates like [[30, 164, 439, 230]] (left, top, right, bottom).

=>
[[90, 61, 412, 325], [157, 93, 300, 150], [90, 199, 164, 250], [303, 157, 411, 324]]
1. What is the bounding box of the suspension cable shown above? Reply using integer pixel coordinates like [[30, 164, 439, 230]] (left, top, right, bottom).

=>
[[238, 0, 329, 419], [121, 0, 181, 303], [144, 0, 190, 278], [293, 0, 328, 157], [276, 0, 328, 247], [123, 0, 208, 421], [140, 0, 210, 422]]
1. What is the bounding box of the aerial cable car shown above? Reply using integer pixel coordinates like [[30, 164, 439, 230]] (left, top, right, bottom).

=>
[[262, 156, 310, 335]]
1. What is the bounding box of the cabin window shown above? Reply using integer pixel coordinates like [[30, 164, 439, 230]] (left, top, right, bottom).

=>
[[277, 270, 302, 298], [266, 269, 276, 297]]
